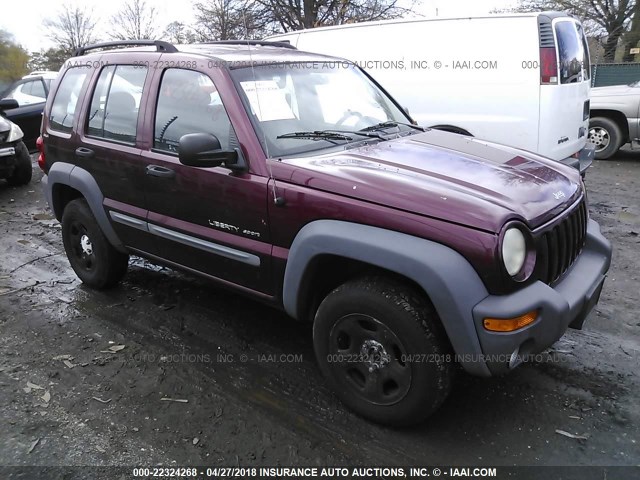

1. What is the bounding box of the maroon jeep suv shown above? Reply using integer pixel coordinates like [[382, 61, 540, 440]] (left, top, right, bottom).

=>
[[38, 40, 612, 425]]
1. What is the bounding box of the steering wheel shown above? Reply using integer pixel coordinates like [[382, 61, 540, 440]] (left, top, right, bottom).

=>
[[336, 110, 364, 127]]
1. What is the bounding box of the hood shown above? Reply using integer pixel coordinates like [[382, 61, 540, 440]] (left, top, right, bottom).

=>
[[591, 85, 636, 96], [0, 115, 11, 134], [278, 130, 581, 233]]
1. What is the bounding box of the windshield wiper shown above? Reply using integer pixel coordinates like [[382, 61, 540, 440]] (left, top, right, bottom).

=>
[[359, 121, 427, 133], [276, 129, 385, 142], [277, 131, 353, 142]]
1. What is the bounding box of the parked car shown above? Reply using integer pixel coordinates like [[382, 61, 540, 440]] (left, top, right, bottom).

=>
[[0, 71, 58, 150], [267, 12, 595, 174], [0, 100, 33, 185], [589, 81, 640, 159], [39, 40, 611, 426]]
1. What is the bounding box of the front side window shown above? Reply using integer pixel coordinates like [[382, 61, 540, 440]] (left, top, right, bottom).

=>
[[154, 68, 232, 153], [230, 63, 410, 157], [49, 68, 89, 133], [86, 65, 147, 144]]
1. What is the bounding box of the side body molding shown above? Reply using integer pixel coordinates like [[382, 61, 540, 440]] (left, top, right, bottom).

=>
[[282, 220, 492, 376], [42, 163, 126, 252]]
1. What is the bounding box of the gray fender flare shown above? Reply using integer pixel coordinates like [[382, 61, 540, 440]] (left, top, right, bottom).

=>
[[43, 162, 126, 252], [282, 220, 492, 377]]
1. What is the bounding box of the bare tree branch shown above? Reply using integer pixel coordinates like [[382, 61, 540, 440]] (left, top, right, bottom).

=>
[[110, 0, 159, 40], [44, 3, 99, 53]]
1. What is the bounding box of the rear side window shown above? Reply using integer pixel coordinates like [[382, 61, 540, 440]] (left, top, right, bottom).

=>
[[27, 79, 46, 98], [86, 65, 148, 144], [49, 68, 89, 133], [154, 69, 233, 153], [5, 79, 46, 106], [555, 21, 587, 84]]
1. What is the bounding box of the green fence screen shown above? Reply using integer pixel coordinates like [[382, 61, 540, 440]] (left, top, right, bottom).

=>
[[591, 63, 640, 87]]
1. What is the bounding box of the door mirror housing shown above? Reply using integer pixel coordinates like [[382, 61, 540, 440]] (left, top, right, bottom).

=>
[[0, 98, 19, 111], [178, 133, 245, 171]]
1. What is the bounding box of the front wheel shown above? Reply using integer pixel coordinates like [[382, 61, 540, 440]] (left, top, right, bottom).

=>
[[589, 117, 623, 160], [6, 141, 32, 186], [61, 199, 129, 289], [313, 276, 454, 426]]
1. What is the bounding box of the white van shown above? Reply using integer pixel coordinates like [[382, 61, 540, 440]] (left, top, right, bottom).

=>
[[267, 12, 594, 172]]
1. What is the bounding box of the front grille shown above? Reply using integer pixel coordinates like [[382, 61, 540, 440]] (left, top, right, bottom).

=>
[[540, 200, 588, 284], [0, 131, 8, 143]]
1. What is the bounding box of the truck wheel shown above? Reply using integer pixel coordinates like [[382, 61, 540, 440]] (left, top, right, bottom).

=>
[[61, 199, 129, 289], [313, 276, 454, 426], [6, 141, 32, 186], [589, 117, 622, 160]]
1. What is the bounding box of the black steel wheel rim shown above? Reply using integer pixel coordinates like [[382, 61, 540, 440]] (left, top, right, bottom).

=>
[[328, 314, 412, 406], [68, 221, 95, 272]]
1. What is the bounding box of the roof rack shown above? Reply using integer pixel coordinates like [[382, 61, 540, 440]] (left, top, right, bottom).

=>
[[198, 40, 296, 50], [74, 40, 178, 57]]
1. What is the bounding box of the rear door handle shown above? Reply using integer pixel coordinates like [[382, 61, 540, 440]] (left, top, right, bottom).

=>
[[75, 147, 94, 158], [146, 165, 175, 178]]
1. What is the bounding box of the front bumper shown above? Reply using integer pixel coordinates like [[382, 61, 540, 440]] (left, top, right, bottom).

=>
[[0, 145, 17, 175], [559, 142, 595, 176], [471, 218, 611, 375]]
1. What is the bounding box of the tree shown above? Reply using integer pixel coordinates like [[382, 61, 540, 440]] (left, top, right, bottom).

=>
[[622, 2, 640, 61], [192, 0, 414, 41], [44, 4, 99, 55], [110, 0, 159, 40], [163, 21, 198, 44], [508, 0, 635, 62], [193, 0, 273, 40], [257, 0, 414, 31], [28, 48, 68, 72], [0, 30, 29, 90]]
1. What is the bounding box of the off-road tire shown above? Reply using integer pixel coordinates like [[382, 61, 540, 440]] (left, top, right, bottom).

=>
[[313, 275, 455, 426], [6, 141, 32, 186], [61, 199, 129, 289]]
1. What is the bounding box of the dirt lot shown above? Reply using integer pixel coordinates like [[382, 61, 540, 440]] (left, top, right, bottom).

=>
[[0, 151, 639, 473]]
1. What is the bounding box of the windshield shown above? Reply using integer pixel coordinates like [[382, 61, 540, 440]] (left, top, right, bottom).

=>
[[231, 62, 412, 157]]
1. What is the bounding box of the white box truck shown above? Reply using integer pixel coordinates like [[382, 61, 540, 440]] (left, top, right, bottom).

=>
[[267, 12, 594, 172]]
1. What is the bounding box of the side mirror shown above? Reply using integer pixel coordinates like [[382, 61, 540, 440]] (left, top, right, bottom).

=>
[[178, 133, 245, 171], [0, 98, 19, 111]]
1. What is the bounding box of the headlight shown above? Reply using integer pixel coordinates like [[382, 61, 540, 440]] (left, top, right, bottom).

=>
[[6, 123, 24, 143], [502, 227, 526, 277]]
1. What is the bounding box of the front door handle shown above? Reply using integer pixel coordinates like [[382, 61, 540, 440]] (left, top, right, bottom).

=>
[[75, 147, 94, 158], [146, 164, 175, 178]]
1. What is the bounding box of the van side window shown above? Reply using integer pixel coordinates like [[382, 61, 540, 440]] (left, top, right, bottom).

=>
[[576, 24, 590, 80], [86, 65, 148, 144], [154, 69, 232, 153], [49, 68, 89, 133]]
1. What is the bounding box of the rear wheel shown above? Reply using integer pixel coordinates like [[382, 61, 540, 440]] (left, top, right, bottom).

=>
[[589, 117, 622, 160], [6, 141, 32, 186], [313, 276, 454, 426], [62, 199, 129, 289]]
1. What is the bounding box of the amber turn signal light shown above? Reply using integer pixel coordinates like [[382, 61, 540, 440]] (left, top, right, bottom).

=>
[[483, 310, 538, 332]]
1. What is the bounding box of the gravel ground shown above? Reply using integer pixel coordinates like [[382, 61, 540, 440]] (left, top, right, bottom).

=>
[[0, 152, 638, 475]]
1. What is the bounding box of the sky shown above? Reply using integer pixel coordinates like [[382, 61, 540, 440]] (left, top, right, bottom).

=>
[[1, 0, 518, 53]]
